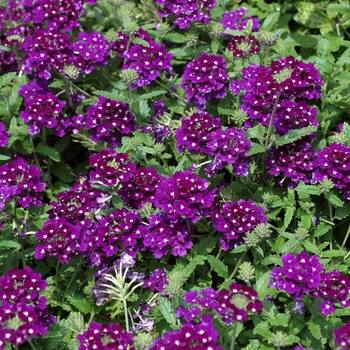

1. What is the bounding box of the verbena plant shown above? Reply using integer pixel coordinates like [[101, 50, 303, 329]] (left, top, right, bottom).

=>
[[0, 0, 350, 349]]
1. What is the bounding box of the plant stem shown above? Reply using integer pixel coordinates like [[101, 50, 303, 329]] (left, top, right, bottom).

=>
[[27, 338, 40, 350], [265, 89, 281, 147], [342, 224, 350, 249], [230, 322, 238, 350], [123, 297, 130, 333], [220, 250, 247, 290]]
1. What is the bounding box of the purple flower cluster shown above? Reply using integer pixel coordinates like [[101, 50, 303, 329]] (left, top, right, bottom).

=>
[[212, 199, 267, 251], [72, 96, 137, 147], [312, 143, 350, 199], [181, 52, 229, 111], [0, 157, 46, 210], [227, 35, 261, 59], [0, 267, 55, 349], [143, 268, 168, 293], [334, 321, 350, 350], [156, 0, 217, 29], [270, 251, 350, 316], [142, 213, 193, 258], [122, 29, 173, 88], [153, 170, 215, 223], [150, 315, 223, 350], [0, 122, 9, 147], [77, 322, 134, 350], [220, 7, 260, 32], [177, 283, 263, 325], [19, 80, 67, 136], [266, 137, 316, 188]]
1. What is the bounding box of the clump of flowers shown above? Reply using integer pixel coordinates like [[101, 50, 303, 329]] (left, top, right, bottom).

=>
[[153, 170, 215, 223], [334, 321, 350, 350], [72, 96, 137, 147], [19, 80, 67, 136], [176, 112, 222, 156], [77, 322, 134, 350], [122, 29, 173, 88], [181, 52, 229, 111], [156, 0, 217, 29], [0, 122, 10, 147], [227, 35, 261, 58], [0, 157, 46, 210], [0, 267, 56, 349], [72, 32, 110, 74], [312, 143, 350, 199], [220, 7, 260, 32], [143, 268, 169, 294], [142, 213, 193, 258]]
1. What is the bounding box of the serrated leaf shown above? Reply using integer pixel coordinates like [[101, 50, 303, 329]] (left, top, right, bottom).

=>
[[325, 193, 343, 208], [281, 238, 299, 254], [211, 41, 219, 54], [307, 321, 321, 339], [65, 292, 92, 314], [0, 154, 10, 161], [0, 240, 21, 249], [207, 255, 228, 278], [133, 131, 154, 146], [262, 255, 281, 266], [68, 312, 86, 334], [275, 126, 318, 147], [183, 255, 206, 278], [230, 244, 248, 254], [295, 182, 322, 195], [254, 272, 271, 299], [54, 135, 71, 153], [248, 143, 267, 156], [138, 99, 150, 119], [164, 33, 186, 43], [93, 90, 127, 103], [193, 236, 217, 256], [314, 222, 331, 237], [322, 250, 345, 258], [217, 107, 235, 115], [169, 47, 192, 58], [137, 90, 166, 100], [49, 80, 65, 88], [335, 203, 350, 219], [261, 12, 280, 31], [132, 37, 150, 47], [303, 240, 321, 255], [158, 296, 175, 326], [51, 162, 74, 183], [35, 142, 61, 162], [269, 313, 290, 326], [283, 206, 295, 228], [0, 72, 16, 88]]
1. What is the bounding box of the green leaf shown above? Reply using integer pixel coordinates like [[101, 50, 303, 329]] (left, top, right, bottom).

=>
[[294, 2, 326, 28], [325, 193, 343, 208], [133, 131, 154, 146], [261, 12, 280, 31], [262, 255, 281, 266], [193, 236, 217, 256], [322, 250, 345, 258], [281, 238, 299, 254], [248, 143, 267, 156], [0, 72, 16, 88], [132, 37, 150, 47], [0, 154, 11, 161], [93, 90, 127, 103], [289, 33, 318, 48], [283, 206, 295, 228], [183, 255, 206, 278], [295, 182, 322, 195], [138, 100, 151, 119], [65, 292, 92, 315], [274, 126, 318, 147], [169, 47, 192, 58], [54, 135, 71, 153], [335, 203, 350, 219], [269, 313, 290, 326], [206, 255, 228, 278], [303, 240, 321, 255], [137, 90, 166, 100], [314, 222, 331, 237], [211, 41, 219, 55], [0, 240, 21, 249], [158, 296, 175, 326], [164, 33, 186, 43], [307, 321, 322, 339], [51, 162, 74, 183], [35, 142, 61, 162], [217, 107, 235, 115], [230, 244, 247, 254], [49, 80, 65, 88]]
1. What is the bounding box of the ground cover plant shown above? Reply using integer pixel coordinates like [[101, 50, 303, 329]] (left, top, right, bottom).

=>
[[1, 0, 350, 349]]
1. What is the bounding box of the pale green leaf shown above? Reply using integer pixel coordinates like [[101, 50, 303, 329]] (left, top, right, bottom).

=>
[[35, 142, 61, 162], [207, 255, 228, 278], [193, 236, 217, 256], [158, 296, 175, 326], [275, 126, 318, 147], [137, 90, 166, 100]]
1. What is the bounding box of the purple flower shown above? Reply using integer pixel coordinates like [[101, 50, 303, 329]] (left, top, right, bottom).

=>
[[266, 137, 316, 188], [122, 29, 173, 88], [212, 199, 267, 251], [77, 322, 133, 350], [34, 218, 87, 263], [154, 170, 215, 223], [143, 268, 168, 293], [334, 321, 350, 350], [181, 52, 229, 111], [72, 97, 137, 147], [205, 127, 252, 177], [156, 0, 217, 29], [73, 32, 110, 74], [269, 251, 324, 300], [0, 158, 46, 210], [176, 112, 222, 156], [89, 149, 136, 186], [312, 143, 350, 199], [118, 167, 163, 209], [220, 7, 260, 33], [0, 267, 55, 349], [227, 35, 261, 58], [150, 315, 223, 350], [19, 80, 67, 136], [0, 122, 9, 147], [142, 213, 193, 258]]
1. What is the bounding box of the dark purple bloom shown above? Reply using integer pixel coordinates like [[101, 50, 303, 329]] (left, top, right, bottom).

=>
[[0, 158, 46, 211], [269, 251, 324, 300], [122, 29, 173, 88], [156, 0, 217, 29], [72, 97, 137, 147], [176, 112, 222, 156], [334, 321, 350, 350], [73, 32, 110, 74], [154, 170, 215, 223], [227, 35, 260, 58], [181, 52, 229, 111], [0, 267, 55, 349], [19, 80, 67, 136], [266, 137, 316, 188], [89, 149, 136, 187], [220, 7, 260, 33], [0, 122, 9, 147], [312, 143, 350, 199], [77, 322, 133, 350], [142, 213, 193, 258], [212, 199, 267, 250], [143, 268, 168, 293]]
